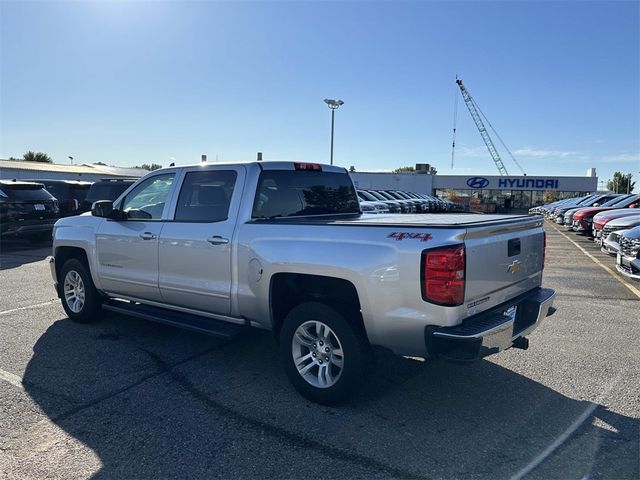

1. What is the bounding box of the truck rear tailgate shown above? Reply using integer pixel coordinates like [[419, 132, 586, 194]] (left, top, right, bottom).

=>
[[463, 216, 545, 313]]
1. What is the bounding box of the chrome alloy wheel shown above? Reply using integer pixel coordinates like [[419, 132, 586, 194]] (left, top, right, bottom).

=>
[[292, 320, 344, 388], [63, 270, 86, 313]]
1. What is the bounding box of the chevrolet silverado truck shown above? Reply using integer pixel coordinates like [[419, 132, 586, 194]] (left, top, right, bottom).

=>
[[49, 161, 556, 404]]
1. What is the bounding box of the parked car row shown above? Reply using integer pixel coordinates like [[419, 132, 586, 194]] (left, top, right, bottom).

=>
[[530, 193, 640, 281], [0, 178, 136, 243], [357, 189, 464, 214]]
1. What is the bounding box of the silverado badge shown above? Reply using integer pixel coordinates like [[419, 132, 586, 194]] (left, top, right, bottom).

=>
[[507, 260, 522, 274]]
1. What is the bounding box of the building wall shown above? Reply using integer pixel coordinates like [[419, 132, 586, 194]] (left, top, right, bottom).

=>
[[350, 172, 597, 194], [350, 172, 433, 193], [0, 169, 120, 182], [0, 161, 146, 182], [349, 171, 598, 213], [432, 174, 598, 192]]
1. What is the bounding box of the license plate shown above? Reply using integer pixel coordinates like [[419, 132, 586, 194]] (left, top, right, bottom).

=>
[[504, 305, 517, 322], [34, 204, 45, 210]]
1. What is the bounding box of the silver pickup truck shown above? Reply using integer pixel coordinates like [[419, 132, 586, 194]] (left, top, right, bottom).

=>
[[50, 161, 556, 404]]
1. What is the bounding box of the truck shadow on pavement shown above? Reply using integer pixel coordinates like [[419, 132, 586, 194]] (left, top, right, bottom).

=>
[[17, 312, 639, 480], [0, 239, 51, 271]]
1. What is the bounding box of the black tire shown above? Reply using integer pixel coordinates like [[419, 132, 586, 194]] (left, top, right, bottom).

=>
[[279, 302, 369, 405], [59, 258, 102, 323]]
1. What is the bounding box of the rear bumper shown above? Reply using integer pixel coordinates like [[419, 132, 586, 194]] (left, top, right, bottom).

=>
[[0, 220, 56, 237], [425, 287, 556, 361]]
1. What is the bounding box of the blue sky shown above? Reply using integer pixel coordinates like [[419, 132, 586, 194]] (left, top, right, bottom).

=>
[[1, 1, 638, 185]]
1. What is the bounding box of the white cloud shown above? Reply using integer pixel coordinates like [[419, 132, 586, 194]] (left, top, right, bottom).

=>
[[457, 146, 487, 158], [512, 146, 578, 158], [602, 152, 640, 163]]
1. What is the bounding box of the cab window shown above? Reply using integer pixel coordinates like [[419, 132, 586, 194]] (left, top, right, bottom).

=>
[[120, 173, 175, 220], [174, 170, 237, 222]]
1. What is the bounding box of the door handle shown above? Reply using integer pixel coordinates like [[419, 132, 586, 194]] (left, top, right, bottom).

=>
[[207, 235, 229, 245], [139, 232, 157, 240]]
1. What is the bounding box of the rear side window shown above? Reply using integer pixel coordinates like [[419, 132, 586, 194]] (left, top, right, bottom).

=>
[[174, 170, 237, 222], [252, 170, 359, 219], [43, 184, 70, 200], [0, 184, 53, 201], [70, 186, 90, 202]]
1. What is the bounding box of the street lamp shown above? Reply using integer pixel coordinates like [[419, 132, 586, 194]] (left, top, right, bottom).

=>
[[324, 98, 344, 165]]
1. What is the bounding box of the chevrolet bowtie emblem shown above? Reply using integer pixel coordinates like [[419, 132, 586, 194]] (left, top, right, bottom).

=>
[[507, 260, 522, 274]]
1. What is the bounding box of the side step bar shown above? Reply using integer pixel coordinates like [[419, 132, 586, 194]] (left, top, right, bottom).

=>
[[102, 299, 243, 339]]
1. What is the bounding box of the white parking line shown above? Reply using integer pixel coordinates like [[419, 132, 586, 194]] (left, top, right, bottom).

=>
[[548, 223, 640, 300], [0, 368, 24, 390], [511, 371, 622, 479], [0, 300, 58, 316]]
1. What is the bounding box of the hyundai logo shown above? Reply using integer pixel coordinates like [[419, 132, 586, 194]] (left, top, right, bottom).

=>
[[466, 177, 490, 189]]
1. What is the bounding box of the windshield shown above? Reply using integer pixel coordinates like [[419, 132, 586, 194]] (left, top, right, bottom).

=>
[[357, 190, 378, 202], [600, 196, 627, 207], [366, 191, 388, 201], [608, 195, 639, 207]]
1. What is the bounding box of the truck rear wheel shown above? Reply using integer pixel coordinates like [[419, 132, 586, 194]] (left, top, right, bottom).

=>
[[279, 302, 368, 405], [59, 258, 102, 323]]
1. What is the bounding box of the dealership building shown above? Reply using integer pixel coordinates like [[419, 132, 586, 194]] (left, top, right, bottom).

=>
[[350, 167, 598, 214], [0, 159, 147, 182]]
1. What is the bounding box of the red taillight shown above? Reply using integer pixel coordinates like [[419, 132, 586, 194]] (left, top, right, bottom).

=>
[[542, 232, 546, 271], [422, 245, 465, 306], [66, 198, 78, 211], [294, 162, 322, 171]]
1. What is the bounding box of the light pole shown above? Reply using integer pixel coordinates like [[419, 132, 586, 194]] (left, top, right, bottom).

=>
[[324, 98, 344, 165]]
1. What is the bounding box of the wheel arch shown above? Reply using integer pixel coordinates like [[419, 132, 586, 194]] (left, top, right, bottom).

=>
[[269, 273, 367, 341], [54, 246, 91, 286]]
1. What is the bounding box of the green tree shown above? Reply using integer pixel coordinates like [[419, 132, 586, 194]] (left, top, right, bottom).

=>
[[543, 189, 558, 204], [22, 151, 52, 163], [137, 163, 163, 171], [93, 161, 108, 166], [607, 172, 635, 193], [444, 189, 460, 202], [392, 166, 415, 173]]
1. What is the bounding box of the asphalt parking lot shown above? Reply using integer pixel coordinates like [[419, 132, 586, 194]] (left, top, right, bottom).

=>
[[1, 227, 638, 480]]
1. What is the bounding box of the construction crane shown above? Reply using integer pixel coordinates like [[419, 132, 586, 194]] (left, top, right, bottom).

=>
[[452, 77, 525, 176]]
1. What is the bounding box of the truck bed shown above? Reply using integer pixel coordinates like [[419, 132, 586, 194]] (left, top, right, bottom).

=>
[[251, 213, 537, 228]]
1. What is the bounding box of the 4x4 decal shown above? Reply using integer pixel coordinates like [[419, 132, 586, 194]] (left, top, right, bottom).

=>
[[387, 232, 432, 242]]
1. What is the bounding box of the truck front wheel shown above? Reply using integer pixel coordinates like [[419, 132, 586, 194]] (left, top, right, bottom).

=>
[[279, 302, 368, 405], [59, 258, 102, 323]]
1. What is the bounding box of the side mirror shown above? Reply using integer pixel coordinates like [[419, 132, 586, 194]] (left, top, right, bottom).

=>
[[92, 200, 115, 218], [593, 203, 600, 207]]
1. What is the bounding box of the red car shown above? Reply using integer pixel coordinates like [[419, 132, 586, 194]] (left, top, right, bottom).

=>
[[593, 204, 640, 242], [572, 194, 640, 235]]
